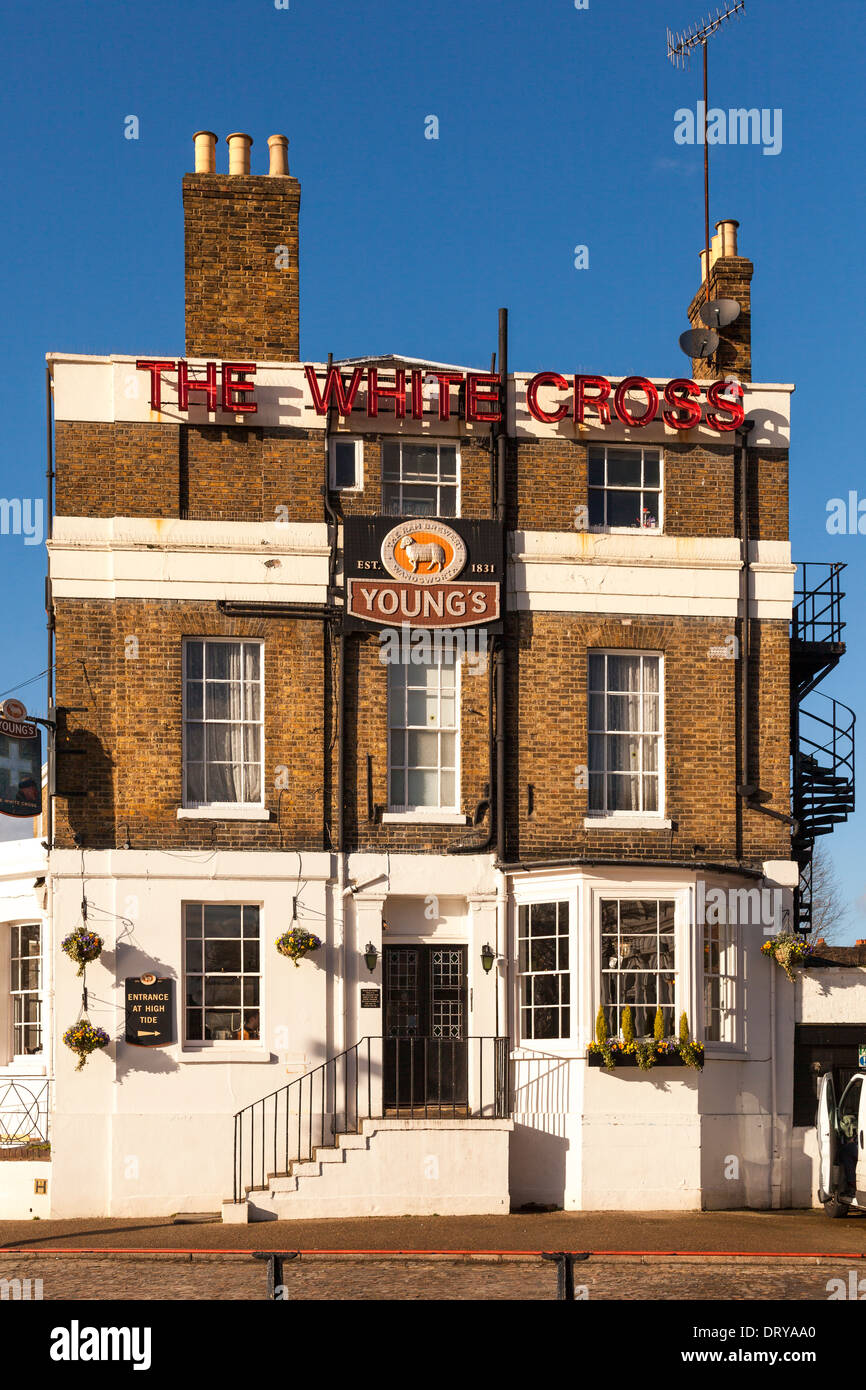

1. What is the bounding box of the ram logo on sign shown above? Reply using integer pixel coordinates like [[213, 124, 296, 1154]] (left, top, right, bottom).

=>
[[380, 520, 468, 584]]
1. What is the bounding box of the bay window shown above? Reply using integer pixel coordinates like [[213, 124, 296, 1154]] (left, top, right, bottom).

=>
[[703, 918, 738, 1044], [600, 898, 676, 1038], [518, 901, 570, 1041]]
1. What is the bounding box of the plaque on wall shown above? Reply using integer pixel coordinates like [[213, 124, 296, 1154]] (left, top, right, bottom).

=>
[[125, 976, 175, 1046], [360, 988, 381, 1009]]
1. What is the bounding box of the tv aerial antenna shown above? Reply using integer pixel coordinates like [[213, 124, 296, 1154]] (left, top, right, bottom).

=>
[[668, 2, 746, 358]]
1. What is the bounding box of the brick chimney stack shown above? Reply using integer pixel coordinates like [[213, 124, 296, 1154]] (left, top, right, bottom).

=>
[[183, 129, 300, 361], [686, 219, 753, 383]]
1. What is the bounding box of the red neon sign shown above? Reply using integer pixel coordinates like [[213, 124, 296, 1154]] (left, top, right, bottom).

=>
[[136, 360, 258, 414]]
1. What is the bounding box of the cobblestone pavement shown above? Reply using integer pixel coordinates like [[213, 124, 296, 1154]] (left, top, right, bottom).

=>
[[0, 1255, 860, 1301], [1, 1207, 864, 1255]]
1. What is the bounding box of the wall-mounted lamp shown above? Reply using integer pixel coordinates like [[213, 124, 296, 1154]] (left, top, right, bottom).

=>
[[481, 943, 496, 974], [364, 943, 379, 973]]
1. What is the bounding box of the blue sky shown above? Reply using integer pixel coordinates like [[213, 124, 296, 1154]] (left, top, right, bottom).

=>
[[0, 0, 864, 933]]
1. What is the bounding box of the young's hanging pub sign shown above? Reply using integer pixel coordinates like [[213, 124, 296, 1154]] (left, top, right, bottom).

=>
[[0, 700, 41, 819], [344, 517, 502, 630]]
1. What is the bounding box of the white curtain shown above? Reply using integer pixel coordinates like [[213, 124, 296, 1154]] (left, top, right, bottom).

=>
[[207, 644, 247, 803]]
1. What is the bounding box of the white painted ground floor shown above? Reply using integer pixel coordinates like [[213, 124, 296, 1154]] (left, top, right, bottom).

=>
[[0, 843, 838, 1218]]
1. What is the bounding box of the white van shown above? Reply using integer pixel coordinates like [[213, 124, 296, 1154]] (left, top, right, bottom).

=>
[[817, 1071, 866, 1217]]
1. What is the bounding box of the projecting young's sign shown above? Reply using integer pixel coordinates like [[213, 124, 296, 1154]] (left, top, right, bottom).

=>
[[344, 517, 502, 630], [0, 700, 41, 819]]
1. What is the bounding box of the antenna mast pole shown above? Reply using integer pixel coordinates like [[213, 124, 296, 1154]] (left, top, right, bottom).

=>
[[667, 1, 746, 304], [703, 39, 710, 304]]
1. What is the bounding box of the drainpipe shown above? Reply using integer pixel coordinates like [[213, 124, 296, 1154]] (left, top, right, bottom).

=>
[[44, 365, 56, 1135], [45, 366, 54, 853], [769, 951, 781, 1207], [736, 419, 755, 846], [496, 309, 508, 1047], [448, 312, 507, 858], [321, 353, 348, 1056], [495, 309, 508, 866]]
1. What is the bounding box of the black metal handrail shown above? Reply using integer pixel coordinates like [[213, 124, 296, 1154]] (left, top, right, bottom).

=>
[[792, 562, 846, 646], [232, 1035, 510, 1202], [798, 693, 856, 787]]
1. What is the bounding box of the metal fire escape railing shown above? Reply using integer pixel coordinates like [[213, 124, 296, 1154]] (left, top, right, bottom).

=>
[[790, 563, 855, 933], [791, 562, 847, 699], [232, 1036, 511, 1203]]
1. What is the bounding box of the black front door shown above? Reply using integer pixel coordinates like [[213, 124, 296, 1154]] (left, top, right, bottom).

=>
[[383, 945, 468, 1113]]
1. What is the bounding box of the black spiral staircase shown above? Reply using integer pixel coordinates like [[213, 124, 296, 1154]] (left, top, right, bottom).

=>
[[790, 563, 856, 933]]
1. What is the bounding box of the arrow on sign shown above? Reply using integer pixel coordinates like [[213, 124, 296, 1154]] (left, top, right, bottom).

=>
[[137, 1030, 160, 1037]]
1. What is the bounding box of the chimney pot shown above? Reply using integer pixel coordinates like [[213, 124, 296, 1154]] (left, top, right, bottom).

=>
[[700, 220, 742, 279], [856, 939, 866, 946], [267, 134, 290, 176], [192, 130, 218, 175], [226, 132, 253, 176], [716, 219, 739, 258]]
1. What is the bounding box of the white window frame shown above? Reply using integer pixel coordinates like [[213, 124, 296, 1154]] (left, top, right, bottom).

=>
[[587, 444, 663, 534], [701, 915, 739, 1047], [381, 439, 461, 518], [586, 650, 665, 822], [516, 899, 572, 1044], [182, 901, 263, 1050], [4, 922, 43, 1067], [585, 884, 693, 1049], [329, 435, 364, 492], [597, 896, 678, 1041], [387, 652, 461, 814], [182, 637, 265, 811]]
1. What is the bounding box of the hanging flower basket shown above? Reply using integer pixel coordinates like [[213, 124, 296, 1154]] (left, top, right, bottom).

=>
[[275, 927, 322, 968], [761, 934, 813, 984], [61, 927, 104, 977], [63, 1020, 111, 1072]]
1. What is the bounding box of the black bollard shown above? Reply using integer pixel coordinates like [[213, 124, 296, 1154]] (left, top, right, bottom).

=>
[[541, 1251, 590, 1300], [253, 1250, 299, 1299]]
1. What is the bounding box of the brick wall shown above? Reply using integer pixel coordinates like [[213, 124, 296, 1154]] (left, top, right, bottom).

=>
[[52, 600, 329, 852], [688, 255, 753, 383], [51, 598, 789, 867], [56, 426, 787, 537], [506, 612, 790, 865], [340, 631, 491, 855], [183, 174, 300, 361], [54, 422, 180, 519]]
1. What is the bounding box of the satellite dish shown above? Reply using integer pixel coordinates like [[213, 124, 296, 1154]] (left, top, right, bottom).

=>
[[679, 327, 720, 359], [700, 297, 741, 329]]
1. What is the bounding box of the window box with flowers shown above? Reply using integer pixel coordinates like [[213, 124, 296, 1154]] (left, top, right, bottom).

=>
[[588, 1006, 704, 1071]]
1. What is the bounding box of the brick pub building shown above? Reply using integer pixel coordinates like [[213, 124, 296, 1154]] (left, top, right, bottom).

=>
[[4, 128, 855, 1217]]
